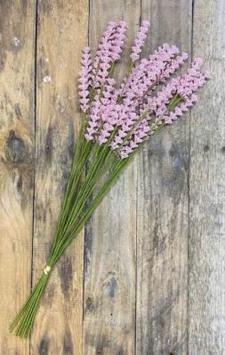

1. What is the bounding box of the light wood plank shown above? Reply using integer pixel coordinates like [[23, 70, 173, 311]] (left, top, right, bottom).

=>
[[30, 1, 88, 353], [83, 1, 140, 354], [0, 1, 35, 354], [189, 1, 225, 353], [136, 1, 192, 354]]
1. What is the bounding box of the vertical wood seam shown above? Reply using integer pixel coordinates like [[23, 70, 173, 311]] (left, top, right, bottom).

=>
[[136, 0, 193, 355], [187, 1, 195, 354], [83, 6, 139, 352], [135, 7, 142, 355], [29, 0, 38, 352], [82, 2, 91, 353]]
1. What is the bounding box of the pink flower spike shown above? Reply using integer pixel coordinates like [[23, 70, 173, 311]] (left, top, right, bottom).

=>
[[110, 21, 127, 61], [130, 20, 150, 63], [78, 47, 92, 113], [93, 22, 127, 89]]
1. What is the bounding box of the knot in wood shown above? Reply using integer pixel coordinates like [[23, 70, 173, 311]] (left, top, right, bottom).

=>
[[6, 130, 26, 163]]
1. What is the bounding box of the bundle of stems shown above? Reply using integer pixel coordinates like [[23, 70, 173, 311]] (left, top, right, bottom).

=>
[[9, 124, 131, 337], [10, 20, 209, 337]]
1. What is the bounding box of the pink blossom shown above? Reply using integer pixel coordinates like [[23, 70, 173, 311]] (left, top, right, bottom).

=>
[[119, 119, 151, 158], [78, 47, 92, 113], [80, 21, 209, 158], [84, 99, 101, 141], [147, 58, 209, 124], [130, 21, 150, 63], [93, 22, 127, 89], [121, 44, 188, 103]]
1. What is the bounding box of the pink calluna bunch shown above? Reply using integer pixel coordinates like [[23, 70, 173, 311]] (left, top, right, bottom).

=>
[[79, 21, 209, 159]]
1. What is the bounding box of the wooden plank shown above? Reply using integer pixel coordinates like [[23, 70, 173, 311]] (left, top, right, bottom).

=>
[[30, 0, 88, 353], [136, 1, 192, 354], [83, 1, 140, 354], [189, 1, 225, 353], [0, 1, 35, 354]]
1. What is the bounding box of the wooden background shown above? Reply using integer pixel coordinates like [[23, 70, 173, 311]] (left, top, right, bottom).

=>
[[0, 0, 223, 354]]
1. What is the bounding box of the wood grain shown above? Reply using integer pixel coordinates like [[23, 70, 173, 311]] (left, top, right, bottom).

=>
[[0, 1, 35, 355], [189, 0, 225, 353], [83, 1, 140, 354], [30, 1, 88, 354], [0, 1, 35, 354], [136, 1, 192, 354]]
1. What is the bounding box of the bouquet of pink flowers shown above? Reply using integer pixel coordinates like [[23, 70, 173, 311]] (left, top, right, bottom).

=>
[[10, 20, 209, 337]]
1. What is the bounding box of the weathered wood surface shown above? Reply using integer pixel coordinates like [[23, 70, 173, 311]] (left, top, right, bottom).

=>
[[189, 1, 225, 354], [0, 0, 223, 354], [136, 1, 191, 354], [0, 1, 35, 354], [31, 1, 88, 354], [83, 1, 140, 354]]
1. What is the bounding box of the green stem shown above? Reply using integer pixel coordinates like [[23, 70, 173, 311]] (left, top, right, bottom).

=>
[[50, 146, 113, 262], [49, 156, 131, 265], [56, 139, 91, 230], [10, 151, 130, 338], [10, 272, 51, 338]]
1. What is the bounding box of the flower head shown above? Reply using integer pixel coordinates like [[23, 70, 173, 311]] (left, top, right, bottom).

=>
[[78, 47, 92, 113], [93, 21, 127, 89], [130, 20, 150, 63], [146, 58, 209, 124], [80, 21, 209, 159]]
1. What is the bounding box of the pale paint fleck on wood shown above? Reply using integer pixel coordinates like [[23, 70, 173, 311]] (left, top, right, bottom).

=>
[[189, 1, 225, 354]]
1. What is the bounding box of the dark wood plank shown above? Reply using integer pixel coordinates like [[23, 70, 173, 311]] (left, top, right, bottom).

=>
[[189, 0, 225, 353], [0, 1, 36, 354], [136, 1, 192, 354], [83, 1, 140, 354], [30, 1, 88, 353]]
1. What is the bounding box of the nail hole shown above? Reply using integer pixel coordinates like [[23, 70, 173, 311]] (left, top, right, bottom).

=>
[[203, 145, 209, 152]]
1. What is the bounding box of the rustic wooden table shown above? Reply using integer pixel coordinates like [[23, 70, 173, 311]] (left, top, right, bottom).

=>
[[0, 0, 222, 354]]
